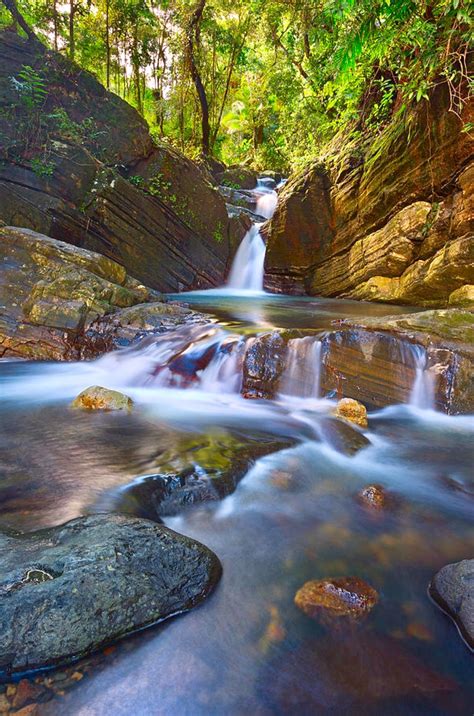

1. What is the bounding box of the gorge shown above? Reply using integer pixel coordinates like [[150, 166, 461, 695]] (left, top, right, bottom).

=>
[[0, 8, 473, 716]]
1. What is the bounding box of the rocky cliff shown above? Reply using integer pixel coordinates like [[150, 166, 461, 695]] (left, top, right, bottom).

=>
[[0, 30, 245, 292], [264, 84, 473, 307]]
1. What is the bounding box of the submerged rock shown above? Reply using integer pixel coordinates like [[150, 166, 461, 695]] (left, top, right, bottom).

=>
[[333, 398, 368, 428], [318, 417, 370, 456], [108, 433, 291, 519], [71, 386, 133, 412], [357, 484, 390, 510], [429, 559, 474, 650], [0, 514, 221, 679], [294, 576, 378, 622]]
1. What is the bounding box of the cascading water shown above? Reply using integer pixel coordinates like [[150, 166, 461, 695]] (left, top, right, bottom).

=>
[[280, 336, 322, 399], [226, 178, 278, 292], [227, 225, 266, 291], [409, 344, 436, 410]]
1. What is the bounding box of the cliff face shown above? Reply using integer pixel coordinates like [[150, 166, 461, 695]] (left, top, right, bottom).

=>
[[264, 84, 473, 307], [0, 31, 245, 292]]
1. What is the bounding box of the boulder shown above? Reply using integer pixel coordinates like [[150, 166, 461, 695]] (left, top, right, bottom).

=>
[[241, 332, 288, 399], [294, 576, 378, 622], [71, 386, 133, 412], [216, 166, 258, 190], [429, 559, 474, 649], [449, 284, 474, 308], [333, 398, 368, 428], [0, 30, 244, 292], [317, 417, 371, 456], [110, 433, 291, 519], [0, 514, 221, 678]]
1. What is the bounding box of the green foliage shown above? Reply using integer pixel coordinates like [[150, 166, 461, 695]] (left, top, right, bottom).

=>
[[2, 0, 472, 169]]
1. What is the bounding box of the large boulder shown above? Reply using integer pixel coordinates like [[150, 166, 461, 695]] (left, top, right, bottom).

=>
[[264, 84, 473, 304], [0, 30, 244, 292], [429, 559, 474, 650], [0, 514, 221, 679], [0, 226, 199, 360], [241, 332, 288, 399]]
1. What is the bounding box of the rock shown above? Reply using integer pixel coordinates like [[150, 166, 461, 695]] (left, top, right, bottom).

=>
[[216, 166, 257, 190], [11, 680, 45, 710], [71, 386, 133, 412], [294, 577, 378, 622], [357, 484, 389, 510], [312, 201, 432, 297], [333, 398, 368, 428], [241, 332, 288, 399], [264, 82, 473, 304], [449, 284, 474, 308], [318, 417, 370, 455], [264, 162, 333, 294], [319, 311, 474, 414], [429, 559, 474, 650], [258, 633, 459, 713], [260, 170, 282, 184], [0, 31, 245, 293], [0, 514, 221, 678], [110, 433, 292, 519]]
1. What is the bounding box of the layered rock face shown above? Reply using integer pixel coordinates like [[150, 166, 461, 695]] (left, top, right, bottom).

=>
[[264, 85, 473, 306], [0, 227, 201, 360], [0, 30, 244, 292]]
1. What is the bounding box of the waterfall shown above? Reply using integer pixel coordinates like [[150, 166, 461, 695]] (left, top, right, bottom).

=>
[[255, 180, 278, 219], [227, 225, 266, 291], [279, 337, 322, 398], [409, 344, 436, 410]]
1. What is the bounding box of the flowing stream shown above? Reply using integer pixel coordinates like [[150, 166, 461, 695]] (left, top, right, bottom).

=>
[[0, 180, 472, 714]]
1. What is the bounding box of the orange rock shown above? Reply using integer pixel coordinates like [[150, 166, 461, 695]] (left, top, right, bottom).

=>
[[333, 398, 368, 428], [357, 484, 389, 510], [294, 576, 378, 622]]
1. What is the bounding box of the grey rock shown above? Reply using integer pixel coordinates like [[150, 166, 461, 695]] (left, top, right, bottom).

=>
[[0, 514, 221, 679], [429, 559, 474, 650]]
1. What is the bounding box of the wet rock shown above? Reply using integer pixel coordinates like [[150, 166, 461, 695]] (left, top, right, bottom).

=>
[[11, 680, 45, 710], [71, 386, 133, 412], [318, 417, 370, 455], [333, 398, 368, 428], [357, 484, 389, 510], [319, 314, 474, 414], [429, 559, 474, 649], [449, 284, 474, 308], [0, 514, 221, 678], [109, 433, 291, 519], [294, 576, 378, 622], [258, 632, 458, 713], [241, 332, 288, 399]]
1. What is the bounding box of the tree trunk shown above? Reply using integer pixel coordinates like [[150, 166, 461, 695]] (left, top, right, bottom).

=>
[[1, 0, 38, 42], [186, 0, 210, 156], [105, 0, 110, 89], [69, 0, 75, 60]]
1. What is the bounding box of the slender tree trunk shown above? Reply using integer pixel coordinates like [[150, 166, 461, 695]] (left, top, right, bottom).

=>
[[53, 0, 58, 50], [1, 0, 38, 42], [105, 0, 110, 89], [185, 0, 210, 156], [69, 0, 75, 60]]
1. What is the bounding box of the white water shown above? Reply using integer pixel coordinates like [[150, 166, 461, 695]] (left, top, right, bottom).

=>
[[408, 344, 436, 410], [280, 337, 322, 399], [227, 225, 266, 291], [255, 179, 278, 219]]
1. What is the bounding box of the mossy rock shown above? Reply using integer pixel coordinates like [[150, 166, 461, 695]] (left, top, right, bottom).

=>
[[71, 386, 133, 412]]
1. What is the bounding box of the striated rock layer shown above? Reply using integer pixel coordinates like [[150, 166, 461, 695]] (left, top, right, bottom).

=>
[[0, 30, 245, 292], [264, 84, 473, 306]]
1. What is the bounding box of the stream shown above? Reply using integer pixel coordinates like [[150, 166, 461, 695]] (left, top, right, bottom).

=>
[[0, 181, 472, 715]]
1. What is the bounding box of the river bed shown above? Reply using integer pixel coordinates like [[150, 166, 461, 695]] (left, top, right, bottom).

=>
[[0, 294, 473, 715]]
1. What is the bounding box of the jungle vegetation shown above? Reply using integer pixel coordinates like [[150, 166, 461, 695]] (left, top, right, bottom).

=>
[[1, 0, 472, 170]]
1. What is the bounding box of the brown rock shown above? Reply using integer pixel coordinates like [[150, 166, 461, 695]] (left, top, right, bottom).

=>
[[294, 576, 378, 622], [241, 332, 288, 399], [0, 694, 10, 714], [71, 386, 133, 412], [333, 398, 368, 428], [11, 680, 45, 710], [357, 484, 389, 510]]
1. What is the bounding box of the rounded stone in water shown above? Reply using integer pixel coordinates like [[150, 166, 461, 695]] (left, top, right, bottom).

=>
[[295, 576, 378, 622]]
